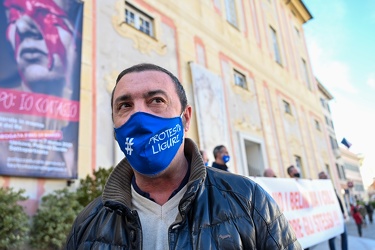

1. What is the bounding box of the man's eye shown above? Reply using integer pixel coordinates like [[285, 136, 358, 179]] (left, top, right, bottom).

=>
[[151, 97, 165, 104], [118, 103, 131, 110]]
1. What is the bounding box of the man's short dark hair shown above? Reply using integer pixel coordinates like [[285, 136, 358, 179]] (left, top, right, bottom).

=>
[[318, 171, 326, 179], [111, 63, 188, 117], [213, 145, 225, 159], [287, 165, 295, 176]]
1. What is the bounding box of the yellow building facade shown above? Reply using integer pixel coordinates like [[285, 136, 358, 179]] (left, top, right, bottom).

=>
[[1, 0, 342, 213], [340, 147, 366, 203]]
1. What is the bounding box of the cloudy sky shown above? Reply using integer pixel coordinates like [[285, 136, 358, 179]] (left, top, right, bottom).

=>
[[303, 0, 375, 187]]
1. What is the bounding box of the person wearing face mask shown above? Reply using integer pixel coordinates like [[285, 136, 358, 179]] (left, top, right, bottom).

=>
[[199, 150, 209, 167], [211, 145, 230, 172], [66, 63, 301, 250], [287, 165, 301, 178]]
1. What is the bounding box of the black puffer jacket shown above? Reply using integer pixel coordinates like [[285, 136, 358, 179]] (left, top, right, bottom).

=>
[[66, 139, 301, 249]]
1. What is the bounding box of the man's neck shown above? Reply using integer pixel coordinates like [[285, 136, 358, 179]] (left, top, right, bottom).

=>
[[133, 156, 189, 205], [214, 160, 225, 165]]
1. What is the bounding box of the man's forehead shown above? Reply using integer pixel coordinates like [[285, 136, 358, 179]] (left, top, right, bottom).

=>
[[120, 69, 171, 81], [116, 70, 173, 88], [118, 71, 174, 89]]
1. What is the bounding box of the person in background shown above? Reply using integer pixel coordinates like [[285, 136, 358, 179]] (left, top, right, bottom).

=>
[[352, 207, 364, 237], [358, 203, 367, 227], [318, 171, 348, 250], [350, 203, 356, 217], [287, 165, 300, 178], [66, 63, 301, 249], [288, 165, 309, 250], [365, 202, 373, 224], [199, 150, 209, 167], [263, 168, 277, 178], [211, 145, 230, 172]]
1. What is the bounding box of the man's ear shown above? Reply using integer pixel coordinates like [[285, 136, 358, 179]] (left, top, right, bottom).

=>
[[182, 105, 192, 132]]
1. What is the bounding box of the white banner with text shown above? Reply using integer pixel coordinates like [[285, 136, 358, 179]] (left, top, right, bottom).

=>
[[249, 177, 344, 249]]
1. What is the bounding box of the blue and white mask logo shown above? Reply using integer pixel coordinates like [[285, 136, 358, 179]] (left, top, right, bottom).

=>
[[114, 112, 184, 176], [124, 138, 134, 155]]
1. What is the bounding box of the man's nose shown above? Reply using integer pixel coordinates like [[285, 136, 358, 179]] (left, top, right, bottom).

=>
[[132, 102, 149, 115], [15, 15, 41, 39]]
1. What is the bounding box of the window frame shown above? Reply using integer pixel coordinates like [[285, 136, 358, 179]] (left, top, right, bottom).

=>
[[324, 116, 330, 126], [283, 100, 292, 115], [270, 26, 282, 65], [294, 155, 303, 172], [294, 26, 300, 38], [320, 97, 325, 108], [329, 136, 338, 150], [315, 119, 321, 131], [301, 58, 311, 90], [233, 69, 248, 89], [225, 0, 238, 27], [125, 2, 154, 37]]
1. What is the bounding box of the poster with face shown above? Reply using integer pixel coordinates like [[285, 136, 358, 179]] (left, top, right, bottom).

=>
[[0, 0, 83, 179]]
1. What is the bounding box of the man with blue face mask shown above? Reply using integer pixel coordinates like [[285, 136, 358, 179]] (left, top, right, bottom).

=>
[[199, 150, 209, 167], [66, 63, 301, 249], [212, 145, 230, 171], [287, 165, 301, 178]]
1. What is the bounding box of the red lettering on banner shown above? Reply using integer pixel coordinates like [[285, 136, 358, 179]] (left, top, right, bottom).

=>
[[314, 214, 322, 232], [327, 212, 334, 229], [309, 191, 320, 207], [290, 191, 311, 210], [289, 218, 304, 238], [302, 216, 315, 236], [272, 192, 285, 211], [333, 211, 340, 226], [0, 88, 79, 121], [320, 190, 335, 205], [285, 192, 290, 211], [313, 212, 334, 232], [290, 192, 297, 210], [301, 192, 311, 209]]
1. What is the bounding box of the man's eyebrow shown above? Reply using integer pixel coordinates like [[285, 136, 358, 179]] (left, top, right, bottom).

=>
[[114, 90, 168, 105], [114, 94, 131, 105], [143, 89, 168, 98]]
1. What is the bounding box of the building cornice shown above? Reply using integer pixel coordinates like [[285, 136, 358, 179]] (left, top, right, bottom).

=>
[[316, 78, 334, 100], [285, 0, 313, 23]]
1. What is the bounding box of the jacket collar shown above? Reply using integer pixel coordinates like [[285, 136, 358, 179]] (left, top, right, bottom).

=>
[[102, 138, 207, 209]]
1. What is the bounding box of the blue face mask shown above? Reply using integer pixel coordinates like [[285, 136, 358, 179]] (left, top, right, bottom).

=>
[[114, 112, 184, 176], [222, 155, 230, 164]]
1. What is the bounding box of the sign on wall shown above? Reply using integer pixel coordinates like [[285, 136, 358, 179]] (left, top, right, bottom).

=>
[[0, 0, 84, 179]]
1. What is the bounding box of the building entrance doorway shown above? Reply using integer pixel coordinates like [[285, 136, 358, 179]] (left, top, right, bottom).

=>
[[238, 133, 267, 177]]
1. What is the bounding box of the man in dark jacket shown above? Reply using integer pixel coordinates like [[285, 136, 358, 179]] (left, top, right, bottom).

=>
[[66, 63, 301, 249], [211, 145, 230, 171]]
